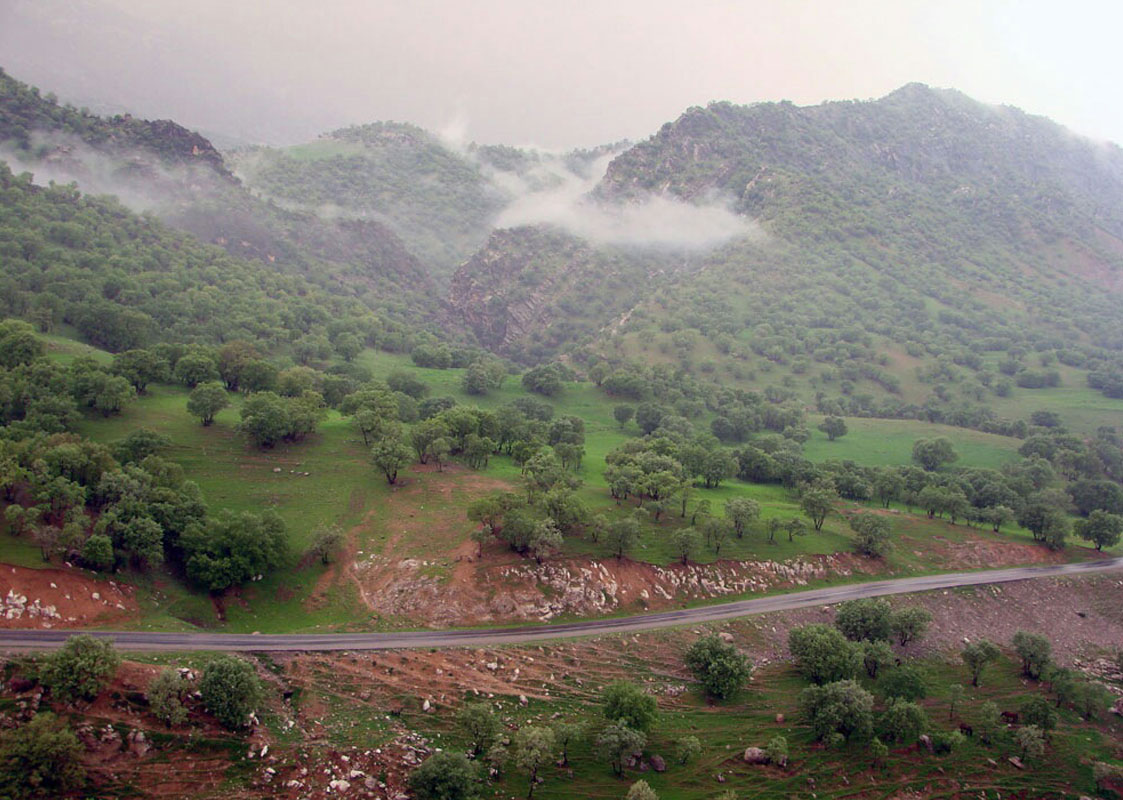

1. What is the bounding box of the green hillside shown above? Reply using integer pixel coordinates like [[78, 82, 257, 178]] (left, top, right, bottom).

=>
[[444, 86, 1123, 441], [0, 68, 438, 323], [230, 122, 503, 280]]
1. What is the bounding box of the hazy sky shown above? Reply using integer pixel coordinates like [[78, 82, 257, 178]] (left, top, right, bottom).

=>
[[2, 0, 1121, 149]]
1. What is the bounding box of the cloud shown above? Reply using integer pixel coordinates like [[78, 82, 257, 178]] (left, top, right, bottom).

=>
[[0, 131, 223, 213], [437, 106, 471, 153], [491, 153, 758, 250]]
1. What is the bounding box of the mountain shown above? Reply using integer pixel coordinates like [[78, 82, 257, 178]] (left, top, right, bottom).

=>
[[0, 67, 436, 322], [228, 122, 504, 282], [8, 64, 1123, 427], [0, 66, 230, 178], [229, 124, 629, 284], [444, 85, 1123, 429]]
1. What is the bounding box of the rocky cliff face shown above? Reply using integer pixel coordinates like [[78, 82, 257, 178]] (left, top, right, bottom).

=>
[[447, 228, 591, 351], [446, 226, 664, 360]]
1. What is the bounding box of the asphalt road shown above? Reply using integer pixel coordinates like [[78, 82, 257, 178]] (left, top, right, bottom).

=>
[[1, 558, 1119, 652]]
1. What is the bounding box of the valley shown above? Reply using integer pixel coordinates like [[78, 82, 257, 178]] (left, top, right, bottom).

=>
[[2, 61, 1123, 800]]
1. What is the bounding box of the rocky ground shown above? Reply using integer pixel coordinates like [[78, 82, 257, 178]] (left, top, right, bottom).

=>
[[351, 549, 878, 626], [0, 564, 137, 628]]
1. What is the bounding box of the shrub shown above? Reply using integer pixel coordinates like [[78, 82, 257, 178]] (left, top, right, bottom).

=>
[[39, 634, 119, 703], [765, 735, 789, 766], [596, 721, 647, 776], [850, 513, 892, 558], [601, 681, 658, 731], [456, 703, 500, 756], [625, 780, 658, 800], [199, 656, 264, 730], [788, 624, 861, 684], [835, 598, 892, 642], [147, 668, 192, 727], [80, 533, 114, 571], [881, 698, 927, 743], [408, 751, 479, 800], [675, 735, 701, 765], [931, 729, 965, 755], [1012, 631, 1052, 679], [0, 713, 85, 798], [881, 664, 929, 701], [684, 634, 753, 699], [799, 680, 874, 743]]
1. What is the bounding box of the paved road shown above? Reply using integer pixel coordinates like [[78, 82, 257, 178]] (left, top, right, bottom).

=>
[[1, 558, 1119, 652]]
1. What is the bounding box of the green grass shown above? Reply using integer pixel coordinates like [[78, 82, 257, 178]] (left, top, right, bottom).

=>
[[993, 380, 1123, 435], [804, 416, 1022, 469], [74, 385, 383, 632], [76, 386, 376, 545], [27, 345, 1102, 634], [39, 326, 115, 366], [0, 530, 50, 569]]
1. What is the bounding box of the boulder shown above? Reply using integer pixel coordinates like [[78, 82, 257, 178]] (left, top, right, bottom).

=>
[[650, 755, 666, 772], [8, 677, 35, 693], [100, 725, 122, 747], [126, 730, 151, 757], [743, 747, 768, 764]]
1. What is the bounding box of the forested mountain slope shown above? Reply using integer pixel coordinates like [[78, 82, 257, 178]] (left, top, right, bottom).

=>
[[448, 85, 1123, 430], [229, 124, 627, 284], [229, 122, 505, 281], [0, 68, 436, 322], [0, 164, 399, 354], [8, 64, 1123, 429]]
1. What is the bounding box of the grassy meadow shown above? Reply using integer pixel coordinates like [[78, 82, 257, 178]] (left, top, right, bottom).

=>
[[1, 343, 1110, 633]]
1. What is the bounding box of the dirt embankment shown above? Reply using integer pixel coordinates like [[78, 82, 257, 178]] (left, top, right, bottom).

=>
[[352, 550, 879, 627], [339, 465, 885, 627], [287, 573, 1123, 746], [924, 536, 1071, 568], [0, 565, 137, 628], [264, 573, 1123, 798]]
